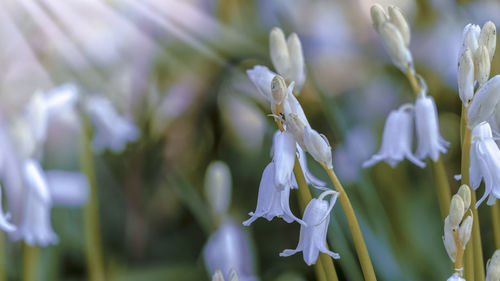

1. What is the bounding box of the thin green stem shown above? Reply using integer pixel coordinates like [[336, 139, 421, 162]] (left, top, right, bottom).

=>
[[293, 158, 339, 281], [460, 107, 481, 281], [22, 243, 39, 281], [80, 116, 105, 281], [430, 157, 451, 219], [323, 165, 377, 281], [0, 233, 5, 281], [491, 203, 500, 249]]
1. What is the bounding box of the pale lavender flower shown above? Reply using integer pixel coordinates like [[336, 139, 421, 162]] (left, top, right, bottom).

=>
[[414, 95, 449, 161], [85, 96, 139, 152], [363, 105, 425, 168], [469, 122, 500, 207], [204, 220, 257, 281], [45, 171, 89, 207], [272, 130, 296, 189], [280, 190, 340, 265], [243, 162, 304, 226]]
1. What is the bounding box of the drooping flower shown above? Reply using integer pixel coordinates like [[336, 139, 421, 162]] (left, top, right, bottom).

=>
[[243, 163, 304, 226], [304, 126, 333, 169], [85, 96, 139, 152], [280, 190, 340, 265], [204, 220, 258, 281], [363, 105, 425, 168], [467, 75, 500, 129], [272, 130, 296, 189], [469, 122, 500, 207], [414, 94, 449, 161], [246, 65, 276, 102], [45, 171, 89, 207]]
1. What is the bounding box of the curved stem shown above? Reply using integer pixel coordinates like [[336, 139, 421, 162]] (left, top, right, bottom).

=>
[[322, 165, 377, 281]]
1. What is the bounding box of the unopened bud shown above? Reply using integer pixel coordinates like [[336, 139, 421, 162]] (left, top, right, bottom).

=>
[[379, 22, 413, 73], [270, 27, 291, 79], [303, 126, 333, 169], [271, 75, 287, 106], [287, 33, 306, 93], [486, 250, 500, 281], [458, 49, 475, 106], [457, 184, 471, 210], [204, 161, 232, 215], [458, 215, 473, 248], [467, 75, 500, 128], [461, 24, 481, 55], [388, 5, 410, 47], [212, 270, 224, 281], [370, 4, 387, 30], [479, 21, 497, 62], [286, 113, 307, 149], [449, 195, 465, 227], [476, 45, 491, 86], [443, 217, 457, 262]]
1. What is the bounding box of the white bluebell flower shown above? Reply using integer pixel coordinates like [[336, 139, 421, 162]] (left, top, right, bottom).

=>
[[272, 130, 296, 189], [469, 122, 500, 207], [304, 126, 333, 169], [246, 65, 276, 102], [243, 162, 304, 226], [363, 105, 425, 168], [414, 94, 449, 161], [45, 171, 89, 207], [204, 220, 258, 281], [204, 161, 232, 215], [468, 75, 500, 129], [85, 96, 139, 152], [280, 190, 340, 265], [486, 250, 500, 281], [447, 273, 465, 281]]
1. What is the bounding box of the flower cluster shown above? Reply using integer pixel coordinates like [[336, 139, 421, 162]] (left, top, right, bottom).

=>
[[365, 5, 449, 168], [244, 27, 340, 266]]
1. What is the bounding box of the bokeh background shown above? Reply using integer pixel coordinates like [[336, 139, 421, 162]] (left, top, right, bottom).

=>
[[2, 0, 500, 280]]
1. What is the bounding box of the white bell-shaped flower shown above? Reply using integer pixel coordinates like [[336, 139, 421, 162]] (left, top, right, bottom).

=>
[[13, 160, 57, 246], [204, 220, 258, 281], [85, 96, 139, 152], [280, 190, 340, 265], [363, 105, 425, 168], [467, 75, 500, 129], [272, 131, 296, 190], [447, 273, 465, 281], [243, 163, 304, 226], [246, 65, 276, 102], [414, 94, 449, 161], [45, 171, 89, 207], [469, 122, 500, 207]]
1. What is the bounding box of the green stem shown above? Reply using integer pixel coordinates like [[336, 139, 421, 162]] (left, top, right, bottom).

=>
[[430, 157, 451, 219], [0, 233, 5, 281], [80, 116, 105, 281], [491, 203, 500, 249], [293, 158, 338, 281], [22, 243, 39, 281], [323, 166, 377, 281]]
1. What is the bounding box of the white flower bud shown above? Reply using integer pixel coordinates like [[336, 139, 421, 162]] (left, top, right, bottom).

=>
[[388, 5, 410, 47], [270, 27, 291, 79], [457, 184, 471, 211], [458, 215, 473, 248], [460, 24, 481, 59], [271, 75, 287, 107], [468, 75, 500, 128], [370, 4, 387, 30], [476, 45, 491, 87], [379, 22, 413, 73], [304, 126, 333, 169], [486, 250, 500, 281], [479, 21, 497, 62], [458, 48, 475, 106], [447, 273, 466, 281], [443, 217, 457, 262], [246, 65, 277, 102], [449, 195, 465, 227], [287, 33, 306, 93], [204, 161, 232, 215]]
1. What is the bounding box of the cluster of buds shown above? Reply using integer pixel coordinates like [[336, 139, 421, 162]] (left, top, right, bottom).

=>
[[365, 4, 449, 169], [458, 22, 496, 106], [245, 28, 340, 266], [443, 185, 473, 274], [370, 4, 412, 74]]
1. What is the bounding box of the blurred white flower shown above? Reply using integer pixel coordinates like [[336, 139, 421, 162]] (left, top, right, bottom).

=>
[[363, 105, 425, 168], [486, 250, 500, 281], [447, 273, 465, 281], [469, 122, 500, 207], [414, 95, 449, 161], [85, 95, 139, 152], [243, 163, 304, 226], [280, 190, 340, 265], [204, 161, 232, 215], [204, 220, 257, 281], [0, 185, 15, 233], [45, 171, 89, 207]]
